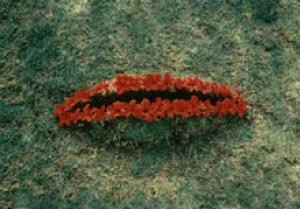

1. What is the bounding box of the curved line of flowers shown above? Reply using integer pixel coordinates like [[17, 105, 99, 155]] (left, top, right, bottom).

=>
[[54, 73, 248, 126]]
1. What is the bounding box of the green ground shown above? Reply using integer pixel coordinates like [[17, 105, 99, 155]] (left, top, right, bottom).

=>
[[1, 0, 299, 208]]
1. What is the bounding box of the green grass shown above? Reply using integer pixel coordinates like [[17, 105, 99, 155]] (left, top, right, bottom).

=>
[[1, 0, 299, 208]]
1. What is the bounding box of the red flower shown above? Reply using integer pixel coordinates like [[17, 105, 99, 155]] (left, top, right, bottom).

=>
[[80, 104, 92, 122], [130, 76, 143, 91], [162, 72, 175, 90], [74, 90, 90, 102], [153, 97, 165, 118], [127, 99, 137, 117], [216, 99, 230, 117], [184, 77, 201, 92], [143, 73, 163, 91], [173, 99, 190, 118], [212, 82, 220, 97], [203, 99, 212, 118], [190, 96, 201, 116], [70, 108, 82, 123], [144, 113, 154, 123], [107, 101, 127, 120], [94, 106, 106, 121], [114, 75, 129, 94], [161, 99, 174, 118], [141, 98, 156, 121], [89, 81, 110, 96], [219, 84, 234, 98], [54, 104, 64, 116], [201, 82, 212, 95], [63, 97, 77, 111], [59, 112, 72, 126], [132, 103, 144, 119], [141, 98, 150, 107], [175, 78, 185, 90]]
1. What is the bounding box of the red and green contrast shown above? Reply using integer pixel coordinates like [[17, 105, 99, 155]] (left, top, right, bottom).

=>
[[54, 73, 248, 126]]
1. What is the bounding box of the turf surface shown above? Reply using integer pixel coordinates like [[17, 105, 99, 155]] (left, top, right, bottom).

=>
[[1, 0, 299, 208]]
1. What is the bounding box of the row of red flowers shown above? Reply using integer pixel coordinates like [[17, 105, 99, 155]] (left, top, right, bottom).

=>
[[55, 96, 247, 126], [54, 73, 248, 126], [57, 73, 239, 113]]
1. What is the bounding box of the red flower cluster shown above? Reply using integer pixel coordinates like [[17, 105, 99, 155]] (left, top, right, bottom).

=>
[[54, 73, 248, 126], [113, 73, 235, 97]]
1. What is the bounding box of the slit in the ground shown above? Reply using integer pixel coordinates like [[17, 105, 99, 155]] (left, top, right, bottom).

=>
[[70, 89, 227, 111]]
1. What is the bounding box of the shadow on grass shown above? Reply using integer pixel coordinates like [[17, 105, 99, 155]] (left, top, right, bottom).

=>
[[71, 116, 252, 178]]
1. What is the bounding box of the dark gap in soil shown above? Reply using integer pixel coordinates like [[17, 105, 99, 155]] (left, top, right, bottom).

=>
[[71, 90, 227, 111]]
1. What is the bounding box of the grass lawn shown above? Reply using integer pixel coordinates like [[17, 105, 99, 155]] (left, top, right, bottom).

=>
[[1, 0, 299, 208]]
